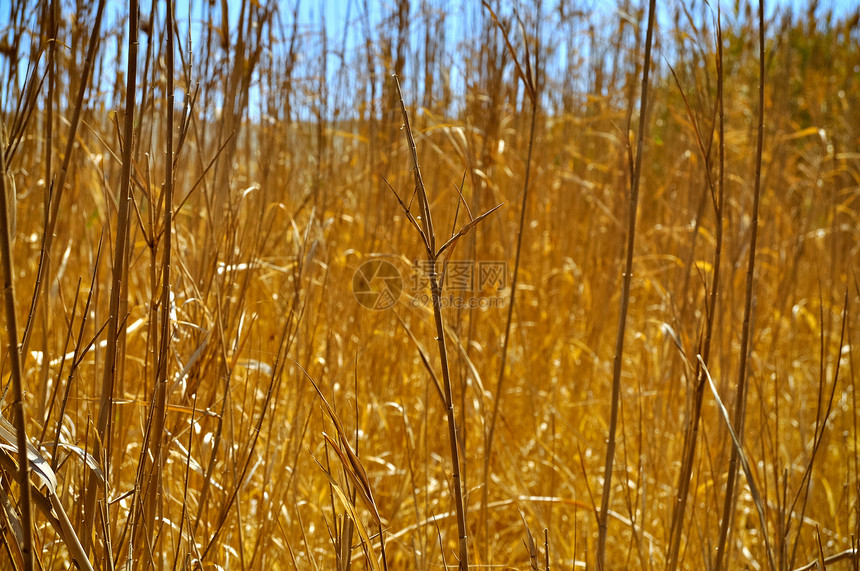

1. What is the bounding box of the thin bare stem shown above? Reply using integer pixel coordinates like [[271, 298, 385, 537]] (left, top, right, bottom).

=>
[[20, 0, 107, 359], [665, 8, 725, 569], [596, 1, 656, 567], [0, 119, 33, 571], [479, 3, 540, 559], [714, 2, 767, 568], [82, 0, 139, 555], [142, 0, 176, 555], [393, 75, 470, 571]]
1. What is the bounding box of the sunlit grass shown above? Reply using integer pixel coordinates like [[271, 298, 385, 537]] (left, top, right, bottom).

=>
[[0, 0, 857, 569]]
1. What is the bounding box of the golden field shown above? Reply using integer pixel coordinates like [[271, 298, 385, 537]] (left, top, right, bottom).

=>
[[0, 0, 858, 569]]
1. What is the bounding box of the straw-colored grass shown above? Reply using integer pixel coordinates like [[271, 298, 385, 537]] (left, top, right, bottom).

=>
[[0, 0, 857, 569]]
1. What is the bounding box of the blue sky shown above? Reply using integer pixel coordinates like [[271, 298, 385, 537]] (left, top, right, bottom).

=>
[[0, 0, 856, 119]]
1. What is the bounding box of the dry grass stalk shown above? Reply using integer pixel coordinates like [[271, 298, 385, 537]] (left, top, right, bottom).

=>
[[596, 0, 656, 567], [0, 119, 33, 571], [665, 5, 725, 568], [478, 3, 540, 564], [389, 73, 504, 570], [83, 0, 139, 557], [714, 2, 767, 568], [20, 0, 106, 359]]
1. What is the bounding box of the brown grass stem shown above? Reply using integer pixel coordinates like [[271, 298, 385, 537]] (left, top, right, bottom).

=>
[[713, 2, 767, 568], [0, 116, 33, 571], [391, 73, 506, 571], [82, 0, 139, 556], [700, 355, 776, 570], [596, 1, 656, 567], [20, 0, 106, 360], [665, 7, 725, 569], [139, 0, 176, 559], [478, 2, 540, 561]]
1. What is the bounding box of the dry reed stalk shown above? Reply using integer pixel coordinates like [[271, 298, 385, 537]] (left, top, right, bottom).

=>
[[0, 119, 33, 571], [34, 0, 58, 422], [714, 2, 767, 567], [45, 234, 103, 471], [38, 278, 80, 445], [389, 74, 502, 571], [136, 0, 176, 560], [305, 366, 387, 570], [665, 6, 725, 568], [200, 360, 280, 562], [82, 0, 139, 556], [479, 1, 539, 562], [779, 293, 846, 570], [20, 0, 106, 359], [596, 0, 656, 567], [699, 355, 775, 570]]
